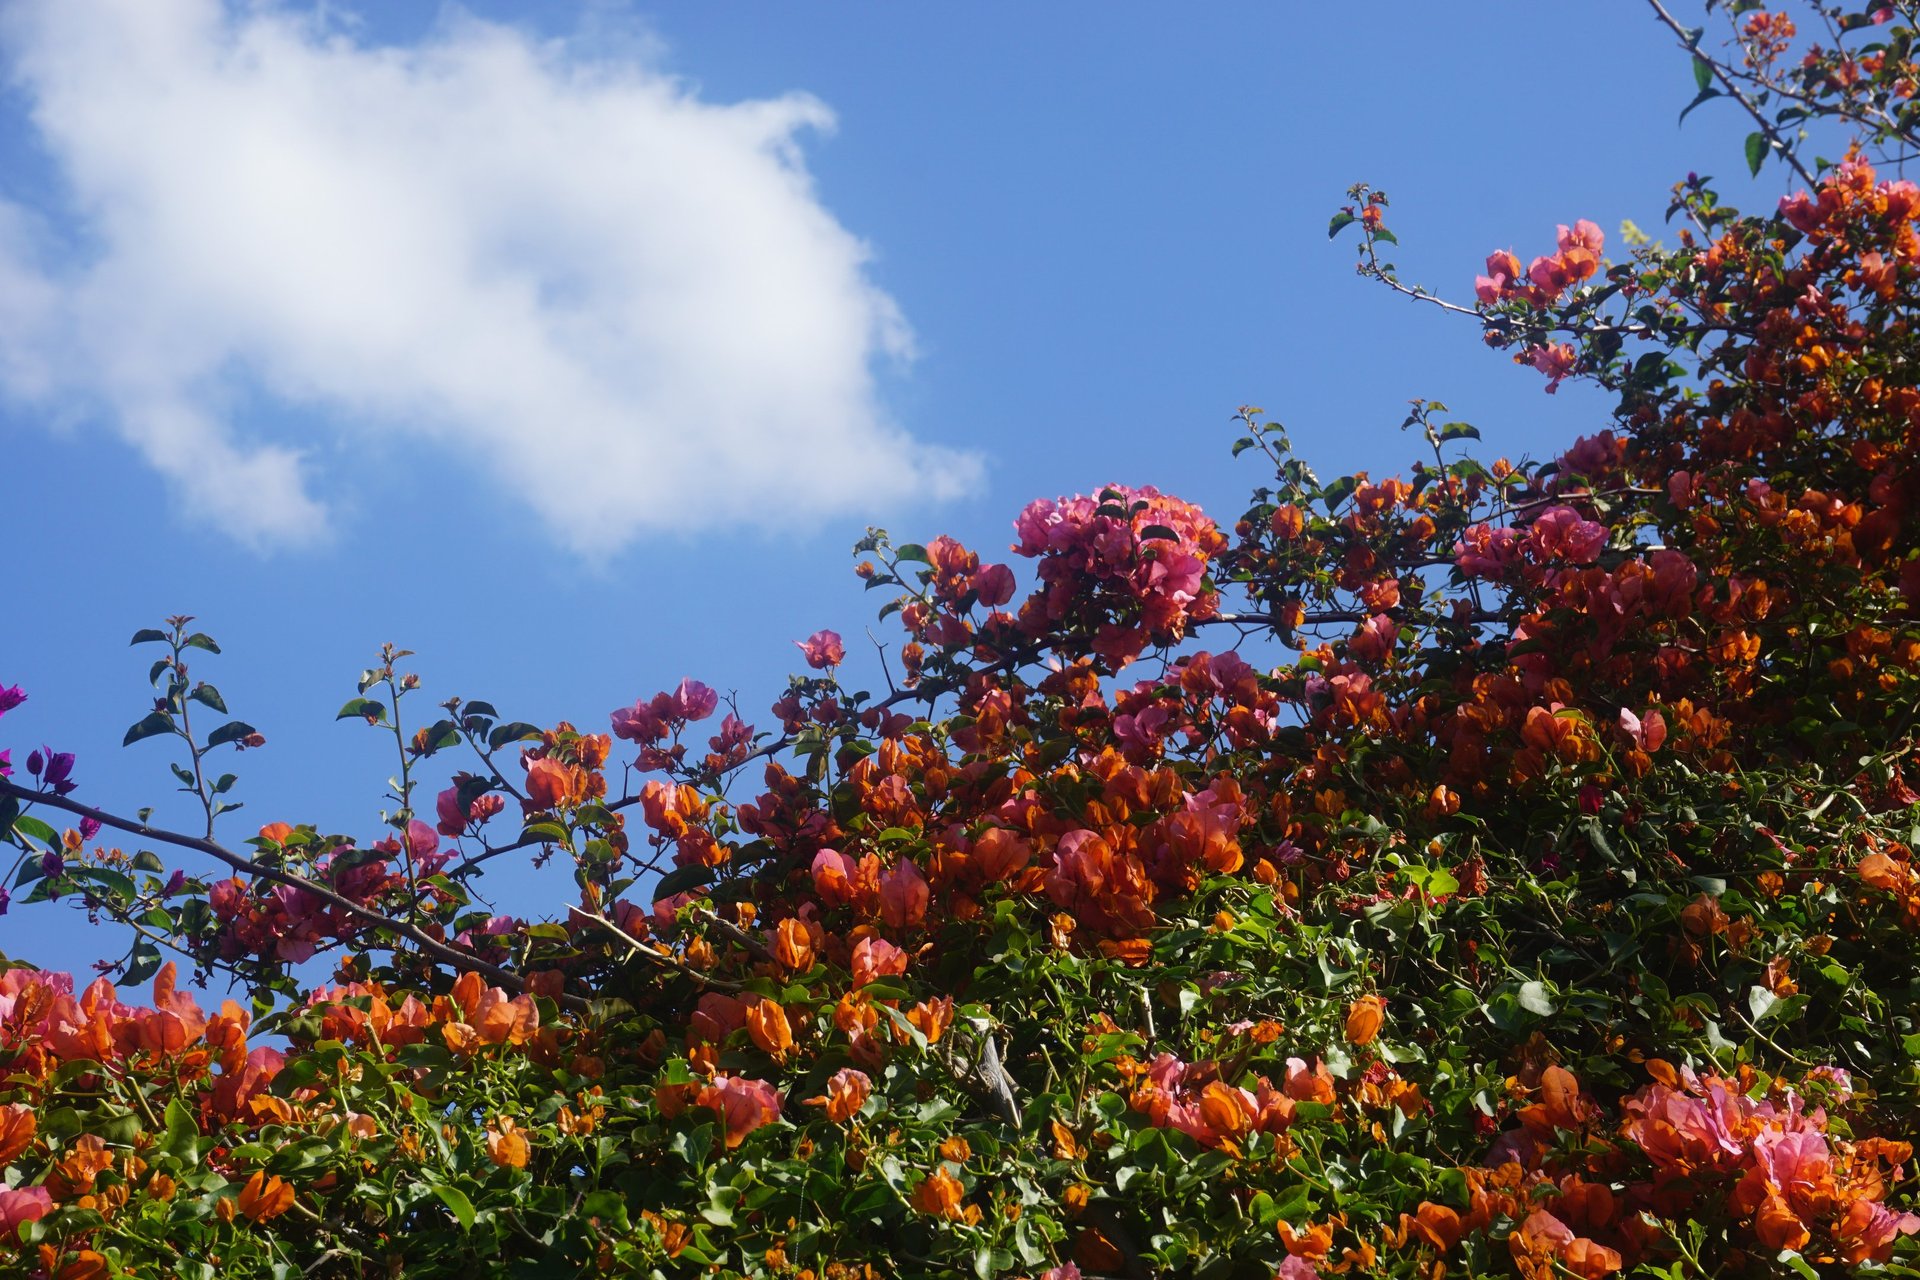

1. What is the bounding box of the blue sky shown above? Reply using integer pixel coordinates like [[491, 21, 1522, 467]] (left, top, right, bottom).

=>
[[1, 0, 1773, 980]]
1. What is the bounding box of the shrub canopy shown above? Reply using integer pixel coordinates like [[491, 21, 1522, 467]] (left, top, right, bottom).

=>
[[6, 3, 1920, 1277]]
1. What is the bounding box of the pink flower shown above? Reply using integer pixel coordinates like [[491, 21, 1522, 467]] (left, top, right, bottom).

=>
[[797, 629, 845, 670], [1041, 1267, 1084, 1280], [1276, 1259, 1322, 1280], [0, 1185, 52, 1238]]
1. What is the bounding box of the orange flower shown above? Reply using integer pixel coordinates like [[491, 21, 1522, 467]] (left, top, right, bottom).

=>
[[1344, 995, 1385, 1046], [906, 997, 953, 1045], [524, 756, 580, 810], [1408, 1201, 1463, 1252], [55, 1252, 110, 1280], [769, 918, 816, 974], [808, 1068, 871, 1124], [1196, 1081, 1256, 1142], [1754, 1193, 1811, 1252], [1558, 1238, 1623, 1279], [911, 1166, 965, 1219], [745, 999, 794, 1060], [236, 1170, 295, 1223], [485, 1117, 531, 1169], [0, 1104, 35, 1165]]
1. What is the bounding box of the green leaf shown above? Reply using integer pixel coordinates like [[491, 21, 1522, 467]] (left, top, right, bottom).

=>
[[336, 698, 386, 723], [162, 1096, 202, 1162], [189, 683, 228, 713], [182, 632, 221, 654], [1746, 130, 1768, 176], [1327, 211, 1356, 238], [129, 628, 169, 646], [1693, 54, 1713, 92], [12, 815, 59, 850], [122, 938, 163, 986], [894, 543, 930, 564], [431, 1182, 476, 1230], [123, 711, 176, 747], [1372, 226, 1398, 245], [1439, 422, 1480, 442]]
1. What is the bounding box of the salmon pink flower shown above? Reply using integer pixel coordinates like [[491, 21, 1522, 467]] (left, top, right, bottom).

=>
[[1525, 342, 1579, 393], [972, 562, 1016, 607], [878, 857, 929, 930]]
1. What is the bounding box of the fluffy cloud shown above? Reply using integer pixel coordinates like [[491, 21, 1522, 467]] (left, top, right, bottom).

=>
[[0, 0, 978, 551]]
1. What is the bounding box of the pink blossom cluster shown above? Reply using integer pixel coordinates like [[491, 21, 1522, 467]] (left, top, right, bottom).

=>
[[1011, 484, 1225, 666]]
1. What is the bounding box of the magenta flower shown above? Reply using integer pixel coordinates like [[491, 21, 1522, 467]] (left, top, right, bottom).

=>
[[0, 684, 24, 717], [26, 747, 77, 797]]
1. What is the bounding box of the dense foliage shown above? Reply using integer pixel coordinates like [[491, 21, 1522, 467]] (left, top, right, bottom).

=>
[[6, 3, 1920, 1276]]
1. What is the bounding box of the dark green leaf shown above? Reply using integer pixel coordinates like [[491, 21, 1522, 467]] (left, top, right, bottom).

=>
[[205, 720, 258, 747], [488, 721, 542, 750]]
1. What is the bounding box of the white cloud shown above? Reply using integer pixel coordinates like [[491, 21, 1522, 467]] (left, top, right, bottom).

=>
[[0, 0, 978, 552]]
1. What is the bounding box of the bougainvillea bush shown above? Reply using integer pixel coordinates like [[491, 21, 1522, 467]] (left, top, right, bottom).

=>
[[7, 3, 1920, 1276]]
